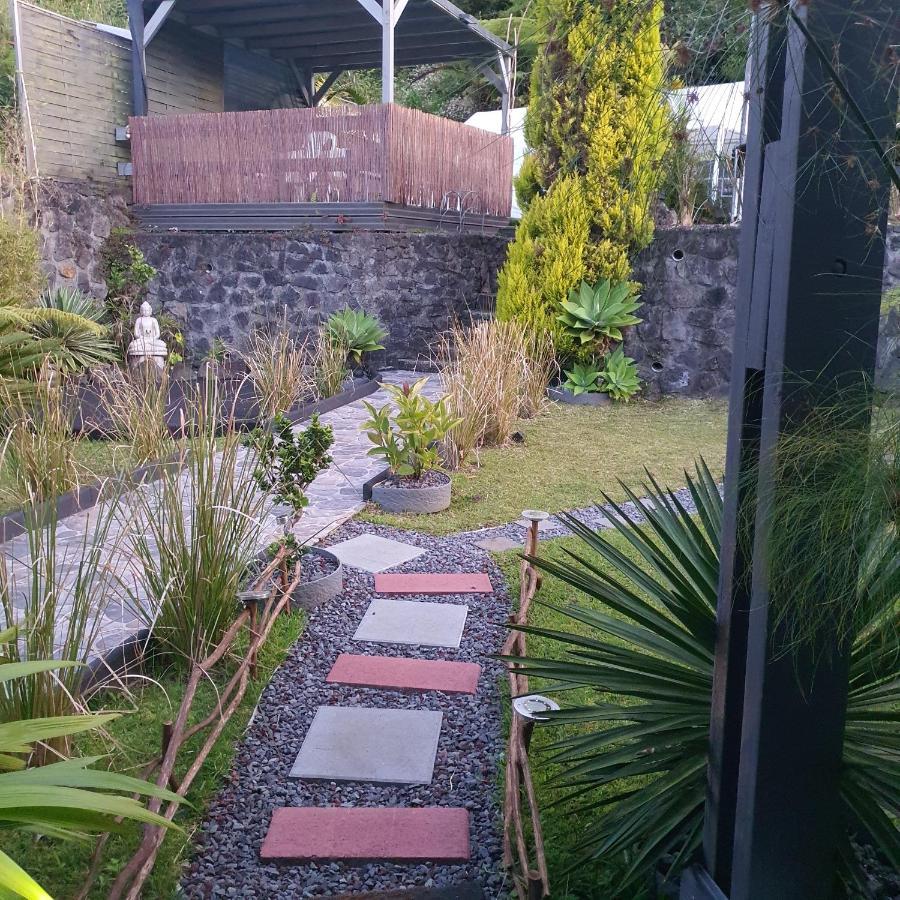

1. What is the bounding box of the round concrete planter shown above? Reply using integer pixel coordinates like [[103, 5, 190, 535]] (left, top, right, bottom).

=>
[[548, 386, 612, 407], [291, 548, 344, 611], [371, 473, 452, 514]]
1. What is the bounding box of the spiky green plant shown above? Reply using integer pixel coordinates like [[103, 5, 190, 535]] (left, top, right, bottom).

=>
[[0, 641, 182, 900], [509, 452, 898, 896], [557, 280, 643, 356], [598, 347, 641, 402], [325, 307, 387, 365], [561, 361, 602, 396]]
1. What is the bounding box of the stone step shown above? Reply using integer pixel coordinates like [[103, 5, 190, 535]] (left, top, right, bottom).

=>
[[354, 598, 468, 648], [290, 706, 442, 784], [327, 653, 481, 695], [261, 807, 470, 862], [374, 572, 493, 595]]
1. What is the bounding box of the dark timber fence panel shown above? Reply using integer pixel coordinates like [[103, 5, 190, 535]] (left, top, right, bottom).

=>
[[130, 104, 514, 217]]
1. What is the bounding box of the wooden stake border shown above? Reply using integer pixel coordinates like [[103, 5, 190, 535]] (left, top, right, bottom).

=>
[[502, 517, 550, 899]]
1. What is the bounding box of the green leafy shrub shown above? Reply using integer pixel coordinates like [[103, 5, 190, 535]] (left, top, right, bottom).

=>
[[557, 280, 642, 357], [510, 447, 899, 896], [245, 412, 334, 524], [100, 230, 157, 349], [598, 346, 641, 401], [513, 152, 542, 214], [496, 0, 668, 350], [561, 361, 601, 396], [362, 378, 460, 480], [325, 307, 387, 365]]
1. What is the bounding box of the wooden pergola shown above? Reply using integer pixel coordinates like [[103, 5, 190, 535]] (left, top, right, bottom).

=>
[[127, 0, 514, 128]]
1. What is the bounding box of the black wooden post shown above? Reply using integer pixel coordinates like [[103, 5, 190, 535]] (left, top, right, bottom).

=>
[[127, 0, 147, 117], [685, 1, 897, 897]]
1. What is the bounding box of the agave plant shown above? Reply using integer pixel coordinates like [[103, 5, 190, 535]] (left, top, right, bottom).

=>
[[557, 280, 642, 353], [509, 459, 899, 895], [598, 347, 641, 401], [562, 361, 602, 396], [325, 307, 387, 365], [0, 636, 182, 900]]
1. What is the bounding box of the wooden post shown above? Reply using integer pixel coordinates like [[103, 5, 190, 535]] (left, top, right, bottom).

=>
[[126, 0, 147, 117], [160, 722, 179, 792], [381, 0, 394, 104]]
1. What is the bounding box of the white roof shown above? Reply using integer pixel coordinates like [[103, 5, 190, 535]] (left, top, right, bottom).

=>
[[465, 107, 527, 219]]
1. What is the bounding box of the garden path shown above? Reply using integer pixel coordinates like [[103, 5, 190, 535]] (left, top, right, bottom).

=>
[[0, 371, 440, 658]]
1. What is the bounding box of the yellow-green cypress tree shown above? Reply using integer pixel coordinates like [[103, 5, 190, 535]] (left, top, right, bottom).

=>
[[496, 0, 669, 358]]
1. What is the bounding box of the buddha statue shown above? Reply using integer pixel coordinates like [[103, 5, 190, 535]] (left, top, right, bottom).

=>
[[127, 301, 168, 371]]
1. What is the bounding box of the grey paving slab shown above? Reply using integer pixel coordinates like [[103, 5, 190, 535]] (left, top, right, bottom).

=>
[[354, 598, 468, 648], [289, 706, 443, 784], [329, 534, 426, 573], [515, 517, 559, 532], [474, 535, 522, 552]]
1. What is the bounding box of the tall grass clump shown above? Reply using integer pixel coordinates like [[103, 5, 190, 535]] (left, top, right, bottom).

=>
[[0, 376, 80, 504], [126, 380, 265, 663], [438, 319, 555, 469], [94, 365, 172, 464], [314, 324, 349, 399], [0, 490, 125, 759], [244, 324, 314, 419]]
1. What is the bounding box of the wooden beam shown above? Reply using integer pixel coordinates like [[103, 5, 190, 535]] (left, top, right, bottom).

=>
[[126, 0, 147, 116], [313, 69, 344, 105], [289, 59, 313, 106], [144, 0, 176, 45], [395, 0, 411, 19]]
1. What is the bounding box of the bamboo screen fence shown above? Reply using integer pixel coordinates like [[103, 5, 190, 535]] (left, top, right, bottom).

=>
[[130, 103, 514, 217]]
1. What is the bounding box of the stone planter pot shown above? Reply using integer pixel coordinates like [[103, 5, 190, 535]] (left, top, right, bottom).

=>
[[548, 386, 612, 407], [371, 473, 452, 514], [290, 548, 344, 611]]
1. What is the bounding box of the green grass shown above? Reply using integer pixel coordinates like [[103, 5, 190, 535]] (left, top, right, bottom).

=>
[[495, 533, 657, 900], [3, 611, 305, 899], [0, 439, 135, 515], [360, 398, 728, 535]]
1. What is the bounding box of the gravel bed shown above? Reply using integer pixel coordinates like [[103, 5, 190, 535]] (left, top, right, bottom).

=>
[[181, 519, 514, 899]]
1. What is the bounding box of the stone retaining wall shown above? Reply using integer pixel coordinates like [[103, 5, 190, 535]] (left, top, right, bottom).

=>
[[136, 230, 508, 370], [32, 177, 900, 393]]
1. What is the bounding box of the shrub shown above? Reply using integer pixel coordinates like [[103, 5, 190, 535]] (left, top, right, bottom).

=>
[[513, 152, 542, 214], [511, 435, 898, 895], [100, 229, 156, 349], [245, 412, 333, 526], [362, 378, 460, 480], [314, 324, 350, 399], [497, 0, 668, 350]]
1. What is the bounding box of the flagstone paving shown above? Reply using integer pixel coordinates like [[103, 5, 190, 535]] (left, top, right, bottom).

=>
[[354, 598, 469, 648], [327, 654, 482, 695], [329, 533, 427, 573], [261, 807, 471, 863], [374, 572, 493, 594], [289, 706, 444, 784]]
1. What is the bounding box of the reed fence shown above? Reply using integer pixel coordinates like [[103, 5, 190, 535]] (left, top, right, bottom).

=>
[[130, 103, 513, 217], [502, 514, 551, 899]]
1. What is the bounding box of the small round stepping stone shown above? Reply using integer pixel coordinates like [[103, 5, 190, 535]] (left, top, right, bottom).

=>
[[327, 653, 481, 695], [261, 807, 470, 862], [374, 572, 493, 595]]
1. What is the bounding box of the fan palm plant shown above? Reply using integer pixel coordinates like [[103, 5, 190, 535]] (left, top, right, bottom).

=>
[[509, 456, 898, 895], [0, 636, 182, 900]]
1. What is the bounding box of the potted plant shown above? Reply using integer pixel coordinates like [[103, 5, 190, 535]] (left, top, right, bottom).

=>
[[362, 377, 461, 513], [244, 412, 342, 609], [549, 360, 611, 406]]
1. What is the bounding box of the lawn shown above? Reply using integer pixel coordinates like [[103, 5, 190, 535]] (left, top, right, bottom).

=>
[[0, 439, 135, 515], [361, 397, 728, 535], [4, 611, 304, 899], [495, 533, 658, 900]]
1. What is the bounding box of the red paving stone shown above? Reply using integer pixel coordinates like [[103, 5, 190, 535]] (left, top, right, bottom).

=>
[[374, 572, 493, 595], [260, 807, 470, 862], [326, 653, 481, 695]]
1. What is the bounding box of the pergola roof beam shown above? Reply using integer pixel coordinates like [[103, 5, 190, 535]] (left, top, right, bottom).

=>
[[250, 30, 484, 51], [271, 48, 495, 68]]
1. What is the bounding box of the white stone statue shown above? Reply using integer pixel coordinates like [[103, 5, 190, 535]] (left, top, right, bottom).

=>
[[127, 301, 168, 371]]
